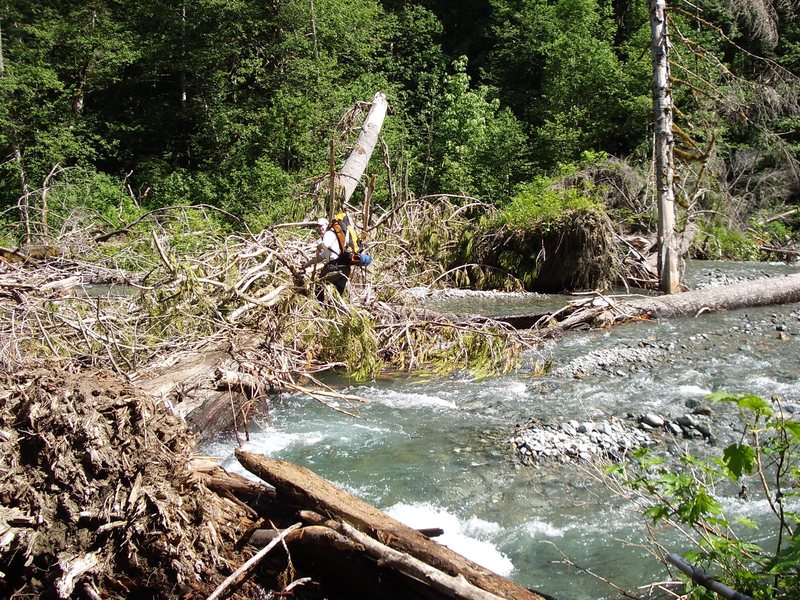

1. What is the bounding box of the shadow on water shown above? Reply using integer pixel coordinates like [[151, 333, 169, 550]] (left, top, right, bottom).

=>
[[203, 260, 800, 600]]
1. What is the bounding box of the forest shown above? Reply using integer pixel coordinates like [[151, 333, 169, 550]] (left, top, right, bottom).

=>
[[1, 0, 798, 265], [1, 1, 800, 599]]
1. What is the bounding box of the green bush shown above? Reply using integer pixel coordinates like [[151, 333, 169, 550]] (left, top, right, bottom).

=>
[[607, 392, 799, 599], [497, 175, 603, 232], [155, 161, 296, 231], [694, 222, 761, 260]]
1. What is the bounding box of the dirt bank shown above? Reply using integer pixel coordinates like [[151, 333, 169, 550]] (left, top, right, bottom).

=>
[[0, 367, 257, 599]]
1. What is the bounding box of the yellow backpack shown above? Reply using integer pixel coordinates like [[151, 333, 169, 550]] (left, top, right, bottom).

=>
[[329, 212, 372, 266]]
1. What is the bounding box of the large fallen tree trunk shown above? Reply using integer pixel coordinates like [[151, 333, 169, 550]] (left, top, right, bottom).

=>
[[497, 273, 800, 331], [337, 91, 388, 203], [235, 451, 545, 600]]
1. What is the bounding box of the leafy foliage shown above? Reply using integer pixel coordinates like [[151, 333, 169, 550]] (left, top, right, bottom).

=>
[[422, 56, 529, 201], [608, 392, 800, 599], [497, 173, 604, 233], [1, 0, 797, 251]]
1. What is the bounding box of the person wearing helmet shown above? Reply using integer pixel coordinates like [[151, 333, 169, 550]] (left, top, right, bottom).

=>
[[301, 217, 352, 299]]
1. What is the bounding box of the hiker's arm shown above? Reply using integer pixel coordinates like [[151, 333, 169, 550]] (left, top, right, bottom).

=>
[[301, 242, 330, 269]]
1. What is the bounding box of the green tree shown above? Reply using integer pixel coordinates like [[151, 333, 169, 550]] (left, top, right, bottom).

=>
[[425, 56, 528, 201], [487, 0, 648, 169], [0, 0, 138, 239]]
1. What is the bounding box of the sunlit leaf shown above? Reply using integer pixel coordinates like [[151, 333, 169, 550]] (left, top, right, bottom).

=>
[[708, 392, 772, 417], [780, 419, 800, 443], [734, 515, 758, 529], [722, 444, 756, 479], [644, 505, 670, 524]]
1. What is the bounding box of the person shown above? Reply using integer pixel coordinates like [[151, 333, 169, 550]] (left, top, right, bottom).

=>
[[301, 217, 352, 300]]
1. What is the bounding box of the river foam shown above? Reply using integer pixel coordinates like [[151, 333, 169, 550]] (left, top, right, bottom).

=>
[[385, 502, 515, 576]]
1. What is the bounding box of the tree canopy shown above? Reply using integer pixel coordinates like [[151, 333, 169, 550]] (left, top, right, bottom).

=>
[[1, 0, 798, 243]]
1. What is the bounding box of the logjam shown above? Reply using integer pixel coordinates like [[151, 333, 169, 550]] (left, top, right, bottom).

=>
[[234, 450, 545, 600], [497, 273, 800, 331]]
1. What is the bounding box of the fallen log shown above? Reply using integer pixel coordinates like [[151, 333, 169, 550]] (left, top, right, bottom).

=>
[[497, 273, 800, 331], [309, 514, 508, 600], [235, 451, 545, 600], [206, 522, 302, 600], [666, 553, 753, 600], [267, 524, 418, 600]]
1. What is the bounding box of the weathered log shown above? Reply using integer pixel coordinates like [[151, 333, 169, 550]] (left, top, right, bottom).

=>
[[497, 273, 800, 331], [205, 522, 302, 600], [196, 469, 281, 519], [56, 552, 100, 599], [250, 517, 512, 600], [249, 524, 363, 554], [313, 516, 508, 600], [616, 273, 800, 318], [214, 368, 270, 399], [235, 451, 544, 600], [271, 524, 418, 600], [337, 92, 388, 203]]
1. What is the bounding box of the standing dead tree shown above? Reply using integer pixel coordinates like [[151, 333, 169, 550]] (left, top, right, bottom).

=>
[[650, 0, 680, 293], [335, 91, 388, 205]]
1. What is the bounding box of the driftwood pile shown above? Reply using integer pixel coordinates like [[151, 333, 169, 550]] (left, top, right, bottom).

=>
[[0, 367, 256, 599], [199, 452, 548, 600], [0, 216, 540, 445]]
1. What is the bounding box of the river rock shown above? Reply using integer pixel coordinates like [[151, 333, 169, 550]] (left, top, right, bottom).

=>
[[511, 416, 653, 466], [666, 421, 682, 436], [676, 414, 699, 429], [640, 413, 665, 428], [684, 398, 702, 409]]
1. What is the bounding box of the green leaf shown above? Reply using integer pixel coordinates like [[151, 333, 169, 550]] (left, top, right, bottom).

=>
[[781, 419, 800, 443], [722, 444, 756, 479], [734, 515, 758, 529], [708, 392, 772, 417], [643, 504, 670, 524]]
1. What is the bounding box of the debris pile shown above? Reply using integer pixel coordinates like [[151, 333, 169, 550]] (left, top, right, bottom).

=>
[[0, 368, 252, 599]]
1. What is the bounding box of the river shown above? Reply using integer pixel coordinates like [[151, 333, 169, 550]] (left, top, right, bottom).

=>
[[202, 260, 800, 599]]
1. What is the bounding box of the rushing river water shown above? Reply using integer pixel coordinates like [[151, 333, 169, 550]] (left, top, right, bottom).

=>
[[203, 260, 800, 600]]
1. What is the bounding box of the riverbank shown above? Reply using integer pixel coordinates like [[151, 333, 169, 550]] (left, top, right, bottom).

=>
[[3, 260, 799, 599]]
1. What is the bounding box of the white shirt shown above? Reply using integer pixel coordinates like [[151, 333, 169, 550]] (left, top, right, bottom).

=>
[[317, 229, 340, 262]]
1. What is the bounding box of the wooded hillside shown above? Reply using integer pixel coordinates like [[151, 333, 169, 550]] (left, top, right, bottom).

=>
[[2, 0, 798, 264]]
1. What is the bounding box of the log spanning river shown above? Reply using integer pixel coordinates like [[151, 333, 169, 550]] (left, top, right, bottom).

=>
[[203, 260, 800, 600]]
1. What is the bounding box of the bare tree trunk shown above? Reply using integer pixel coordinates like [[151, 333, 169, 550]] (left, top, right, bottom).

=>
[[0, 19, 5, 73], [14, 145, 31, 243], [496, 274, 800, 330], [180, 4, 187, 104], [650, 0, 680, 293], [336, 92, 388, 203], [309, 0, 320, 63], [328, 138, 336, 221], [40, 164, 61, 242]]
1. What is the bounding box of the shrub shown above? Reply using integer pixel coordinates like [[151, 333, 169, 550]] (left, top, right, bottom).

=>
[[606, 392, 800, 599]]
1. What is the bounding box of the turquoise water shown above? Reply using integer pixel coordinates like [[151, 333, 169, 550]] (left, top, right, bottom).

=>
[[203, 261, 800, 599]]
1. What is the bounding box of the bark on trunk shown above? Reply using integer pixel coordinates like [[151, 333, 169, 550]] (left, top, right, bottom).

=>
[[496, 273, 800, 331], [0, 20, 5, 73], [650, 0, 680, 293], [235, 451, 545, 600], [336, 92, 388, 203]]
